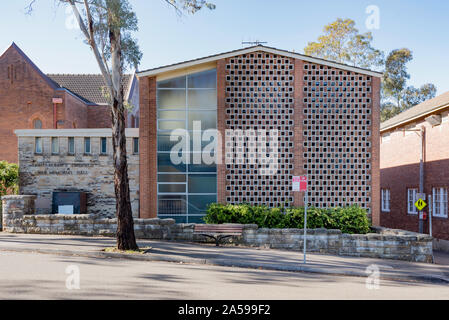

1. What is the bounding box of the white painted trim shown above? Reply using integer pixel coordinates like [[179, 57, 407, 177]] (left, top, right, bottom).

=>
[[125, 72, 137, 101], [137, 46, 383, 79], [156, 63, 216, 82], [15, 128, 140, 137], [381, 103, 449, 133]]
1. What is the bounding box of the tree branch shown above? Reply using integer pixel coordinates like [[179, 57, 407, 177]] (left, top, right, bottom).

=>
[[66, 0, 113, 100]]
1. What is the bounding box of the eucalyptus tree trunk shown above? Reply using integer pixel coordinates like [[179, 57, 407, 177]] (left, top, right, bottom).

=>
[[109, 23, 138, 251]]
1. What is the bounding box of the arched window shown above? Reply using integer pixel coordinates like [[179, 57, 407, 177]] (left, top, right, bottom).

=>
[[33, 119, 42, 129]]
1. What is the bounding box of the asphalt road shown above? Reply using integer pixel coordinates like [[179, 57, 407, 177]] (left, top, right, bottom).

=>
[[0, 251, 448, 300]]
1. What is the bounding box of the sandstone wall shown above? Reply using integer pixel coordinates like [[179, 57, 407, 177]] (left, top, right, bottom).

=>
[[15, 129, 139, 217], [2, 195, 433, 263]]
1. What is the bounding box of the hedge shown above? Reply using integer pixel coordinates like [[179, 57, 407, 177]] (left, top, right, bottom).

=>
[[203, 203, 371, 234]]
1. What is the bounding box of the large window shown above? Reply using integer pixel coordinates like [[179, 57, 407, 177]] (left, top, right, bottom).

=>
[[157, 69, 217, 223], [432, 187, 448, 218], [407, 188, 418, 214]]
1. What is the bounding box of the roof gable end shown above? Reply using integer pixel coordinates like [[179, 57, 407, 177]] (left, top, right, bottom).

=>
[[0, 42, 59, 89], [137, 45, 383, 78], [380, 91, 449, 132]]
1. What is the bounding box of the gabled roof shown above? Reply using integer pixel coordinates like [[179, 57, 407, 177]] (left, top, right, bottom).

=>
[[1, 42, 136, 106], [381, 91, 449, 132], [0, 42, 60, 89], [48, 74, 133, 105], [137, 45, 383, 78]]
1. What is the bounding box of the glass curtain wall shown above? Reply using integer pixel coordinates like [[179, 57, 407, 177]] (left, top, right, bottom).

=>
[[157, 69, 217, 223]]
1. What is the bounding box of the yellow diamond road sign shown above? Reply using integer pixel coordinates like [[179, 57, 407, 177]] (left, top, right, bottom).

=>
[[415, 198, 427, 211]]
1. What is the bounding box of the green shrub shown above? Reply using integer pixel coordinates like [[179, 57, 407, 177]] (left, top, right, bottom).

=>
[[0, 161, 18, 197], [203, 203, 371, 234], [329, 206, 371, 234], [0, 160, 19, 215]]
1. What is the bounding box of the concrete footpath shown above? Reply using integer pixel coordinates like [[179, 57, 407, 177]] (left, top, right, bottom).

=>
[[0, 232, 448, 284]]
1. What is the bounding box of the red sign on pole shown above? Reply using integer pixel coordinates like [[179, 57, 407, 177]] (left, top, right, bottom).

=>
[[299, 176, 308, 192], [293, 176, 308, 192]]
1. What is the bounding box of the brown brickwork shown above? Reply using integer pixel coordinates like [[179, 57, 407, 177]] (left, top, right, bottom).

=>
[[216, 59, 227, 204], [293, 59, 306, 207], [137, 47, 381, 219], [61, 91, 88, 129], [138, 76, 157, 218], [381, 106, 449, 240], [0, 43, 126, 163], [0, 44, 56, 163], [87, 105, 111, 128], [371, 77, 381, 225]]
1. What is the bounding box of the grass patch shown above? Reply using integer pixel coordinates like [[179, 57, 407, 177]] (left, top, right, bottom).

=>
[[103, 247, 152, 255]]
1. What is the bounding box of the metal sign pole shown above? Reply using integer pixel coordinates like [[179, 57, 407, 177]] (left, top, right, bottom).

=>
[[303, 188, 308, 264], [428, 194, 432, 237]]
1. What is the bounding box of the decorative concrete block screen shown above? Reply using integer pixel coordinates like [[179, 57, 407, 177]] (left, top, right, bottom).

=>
[[15, 129, 140, 217], [225, 52, 294, 207], [302, 63, 373, 213]]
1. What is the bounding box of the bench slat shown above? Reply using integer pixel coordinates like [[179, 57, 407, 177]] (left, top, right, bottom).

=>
[[193, 224, 243, 235]]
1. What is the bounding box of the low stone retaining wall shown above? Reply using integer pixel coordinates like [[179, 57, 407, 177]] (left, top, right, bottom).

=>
[[2, 195, 433, 263]]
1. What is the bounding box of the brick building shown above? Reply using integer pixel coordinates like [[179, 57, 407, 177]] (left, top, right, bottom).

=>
[[380, 91, 449, 242], [0, 43, 139, 163], [137, 45, 382, 223]]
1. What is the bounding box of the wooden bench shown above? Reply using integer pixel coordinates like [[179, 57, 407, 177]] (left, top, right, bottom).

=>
[[193, 224, 244, 246]]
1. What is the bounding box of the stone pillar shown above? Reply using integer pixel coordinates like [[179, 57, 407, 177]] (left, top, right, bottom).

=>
[[1, 195, 36, 232]]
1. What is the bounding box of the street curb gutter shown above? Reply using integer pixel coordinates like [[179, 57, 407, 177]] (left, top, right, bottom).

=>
[[0, 246, 448, 285]]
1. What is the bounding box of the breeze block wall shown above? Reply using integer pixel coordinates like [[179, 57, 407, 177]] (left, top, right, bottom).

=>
[[223, 52, 378, 216], [224, 52, 295, 207], [302, 63, 376, 214]]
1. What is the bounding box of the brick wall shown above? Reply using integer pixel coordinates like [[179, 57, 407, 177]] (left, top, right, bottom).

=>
[[380, 109, 449, 240], [217, 59, 227, 204], [87, 105, 111, 128], [139, 77, 157, 218], [293, 59, 306, 206], [0, 45, 55, 163], [138, 50, 380, 220], [61, 91, 89, 129], [0, 44, 115, 163]]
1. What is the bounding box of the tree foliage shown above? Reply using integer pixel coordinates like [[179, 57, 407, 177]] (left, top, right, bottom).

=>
[[165, 0, 216, 14], [401, 83, 437, 108], [304, 18, 384, 69], [0, 161, 19, 197], [382, 48, 413, 107], [381, 49, 437, 121], [27, 0, 215, 250]]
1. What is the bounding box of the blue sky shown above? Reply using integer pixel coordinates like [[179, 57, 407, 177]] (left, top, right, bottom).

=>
[[1, 0, 448, 94]]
